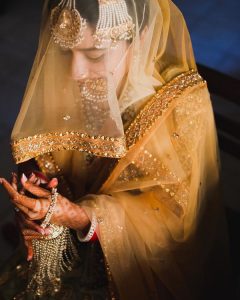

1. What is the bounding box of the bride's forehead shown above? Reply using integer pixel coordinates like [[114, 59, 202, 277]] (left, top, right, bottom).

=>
[[74, 27, 96, 48], [71, 33, 127, 52]]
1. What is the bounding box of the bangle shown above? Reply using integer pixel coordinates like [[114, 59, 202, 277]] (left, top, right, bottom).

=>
[[41, 188, 58, 229], [77, 212, 97, 242]]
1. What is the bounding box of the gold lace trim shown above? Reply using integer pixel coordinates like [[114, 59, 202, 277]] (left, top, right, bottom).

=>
[[125, 70, 206, 148], [11, 70, 205, 164], [12, 132, 126, 163]]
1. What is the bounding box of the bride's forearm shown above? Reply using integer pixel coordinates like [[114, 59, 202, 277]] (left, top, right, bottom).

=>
[[52, 199, 91, 231], [70, 203, 91, 231]]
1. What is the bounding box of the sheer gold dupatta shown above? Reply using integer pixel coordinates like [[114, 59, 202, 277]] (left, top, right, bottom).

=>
[[81, 71, 231, 300]]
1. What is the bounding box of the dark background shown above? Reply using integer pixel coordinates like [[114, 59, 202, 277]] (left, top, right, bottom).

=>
[[0, 0, 239, 297]]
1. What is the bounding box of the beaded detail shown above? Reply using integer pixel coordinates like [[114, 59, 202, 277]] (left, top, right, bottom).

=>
[[41, 188, 59, 229], [94, 0, 135, 49], [11, 71, 205, 165], [125, 70, 206, 148], [77, 213, 98, 242], [50, 0, 87, 49], [101, 70, 206, 199], [12, 132, 127, 164], [28, 226, 79, 297], [35, 153, 74, 200]]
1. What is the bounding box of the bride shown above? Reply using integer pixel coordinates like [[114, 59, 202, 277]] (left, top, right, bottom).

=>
[[0, 0, 231, 299]]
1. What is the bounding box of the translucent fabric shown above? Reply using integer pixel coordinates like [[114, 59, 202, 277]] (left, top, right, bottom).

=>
[[7, 0, 232, 299], [11, 0, 196, 163], [80, 76, 231, 299]]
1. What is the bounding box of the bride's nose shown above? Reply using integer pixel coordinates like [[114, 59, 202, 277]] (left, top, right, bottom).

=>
[[70, 51, 89, 80]]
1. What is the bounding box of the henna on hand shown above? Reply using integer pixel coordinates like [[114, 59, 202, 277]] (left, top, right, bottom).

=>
[[0, 175, 90, 231]]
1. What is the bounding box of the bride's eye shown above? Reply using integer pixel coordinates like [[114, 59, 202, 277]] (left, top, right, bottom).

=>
[[59, 47, 72, 56], [86, 52, 106, 62]]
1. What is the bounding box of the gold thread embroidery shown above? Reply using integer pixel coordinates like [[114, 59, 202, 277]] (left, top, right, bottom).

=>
[[125, 70, 206, 148], [35, 153, 61, 177], [35, 153, 73, 200], [100, 70, 206, 192], [12, 132, 127, 164], [11, 71, 205, 165]]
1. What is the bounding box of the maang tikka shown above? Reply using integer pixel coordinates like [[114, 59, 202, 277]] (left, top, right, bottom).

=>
[[50, 0, 135, 49], [50, 0, 87, 49]]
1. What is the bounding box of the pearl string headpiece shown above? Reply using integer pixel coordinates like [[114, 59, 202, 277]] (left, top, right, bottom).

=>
[[50, 0, 135, 49]]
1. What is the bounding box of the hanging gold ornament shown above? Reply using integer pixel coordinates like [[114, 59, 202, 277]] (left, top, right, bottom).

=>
[[93, 0, 135, 49], [50, 0, 87, 49], [27, 188, 79, 297]]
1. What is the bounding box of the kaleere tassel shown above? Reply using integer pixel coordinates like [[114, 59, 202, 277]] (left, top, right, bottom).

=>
[[27, 188, 79, 297]]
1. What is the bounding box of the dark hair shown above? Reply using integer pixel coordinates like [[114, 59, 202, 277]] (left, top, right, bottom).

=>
[[49, 0, 149, 30]]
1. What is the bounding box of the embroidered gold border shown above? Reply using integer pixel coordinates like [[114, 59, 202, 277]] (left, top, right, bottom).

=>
[[125, 70, 206, 148], [12, 132, 127, 164], [100, 70, 206, 192], [11, 70, 205, 164]]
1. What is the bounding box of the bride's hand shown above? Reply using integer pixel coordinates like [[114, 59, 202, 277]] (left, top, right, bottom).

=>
[[0, 175, 90, 232], [11, 172, 58, 261]]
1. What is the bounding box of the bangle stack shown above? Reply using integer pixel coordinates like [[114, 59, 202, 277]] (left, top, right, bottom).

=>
[[77, 212, 98, 242]]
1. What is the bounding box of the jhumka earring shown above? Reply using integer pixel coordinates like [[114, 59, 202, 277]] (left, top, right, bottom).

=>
[[93, 0, 135, 49], [50, 0, 87, 48]]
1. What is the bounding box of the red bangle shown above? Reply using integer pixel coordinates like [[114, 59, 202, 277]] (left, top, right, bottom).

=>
[[77, 213, 98, 242], [90, 230, 98, 242]]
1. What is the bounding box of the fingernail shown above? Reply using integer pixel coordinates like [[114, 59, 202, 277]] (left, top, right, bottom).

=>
[[29, 173, 34, 179], [40, 229, 45, 235], [21, 173, 27, 183], [12, 173, 17, 179], [40, 178, 47, 184], [45, 228, 52, 235], [51, 178, 58, 185]]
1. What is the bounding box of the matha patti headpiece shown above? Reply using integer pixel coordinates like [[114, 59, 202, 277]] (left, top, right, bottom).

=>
[[50, 0, 87, 48], [50, 0, 135, 49], [93, 0, 135, 48]]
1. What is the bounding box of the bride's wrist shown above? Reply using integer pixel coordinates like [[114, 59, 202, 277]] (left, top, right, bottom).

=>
[[76, 212, 98, 242], [66, 202, 91, 231]]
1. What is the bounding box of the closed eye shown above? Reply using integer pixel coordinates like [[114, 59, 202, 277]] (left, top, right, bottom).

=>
[[85, 53, 106, 62]]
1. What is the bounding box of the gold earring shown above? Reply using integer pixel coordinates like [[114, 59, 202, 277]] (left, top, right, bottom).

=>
[[93, 0, 135, 49], [50, 0, 87, 49]]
